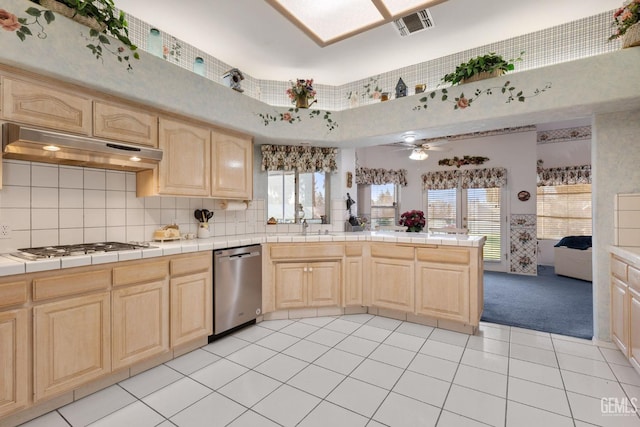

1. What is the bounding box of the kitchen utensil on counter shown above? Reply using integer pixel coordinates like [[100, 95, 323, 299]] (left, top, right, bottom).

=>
[[197, 222, 210, 238], [194, 209, 203, 222]]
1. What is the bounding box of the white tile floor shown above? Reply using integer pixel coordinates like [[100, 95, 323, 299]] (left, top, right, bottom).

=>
[[19, 315, 640, 427]]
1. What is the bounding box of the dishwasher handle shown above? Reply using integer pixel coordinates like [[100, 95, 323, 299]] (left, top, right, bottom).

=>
[[216, 251, 261, 262]]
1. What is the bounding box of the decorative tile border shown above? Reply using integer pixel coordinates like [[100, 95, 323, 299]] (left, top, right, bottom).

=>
[[510, 214, 537, 275]]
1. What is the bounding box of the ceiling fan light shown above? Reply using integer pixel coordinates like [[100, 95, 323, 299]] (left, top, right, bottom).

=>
[[409, 148, 428, 160], [403, 133, 417, 143]]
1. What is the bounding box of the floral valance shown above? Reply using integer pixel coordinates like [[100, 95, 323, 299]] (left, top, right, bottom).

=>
[[261, 145, 338, 173], [422, 167, 507, 189], [537, 165, 591, 186], [461, 167, 507, 189], [421, 170, 461, 190], [355, 167, 408, 186]]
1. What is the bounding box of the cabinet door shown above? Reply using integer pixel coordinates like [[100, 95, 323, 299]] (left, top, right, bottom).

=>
[[416, 261, 470, 323], [94, 101, 158, 147], [1, 76, 91, 134], [308, 261, 341, 307], [344, 257, 363, 306], [370, 257, 414, 311], [629, 288, 640, 370], [611, 277, 629, 356], [275, 263, 307, 309], [157, 118, 210, 196], [211, 130, 253, 199], [112, 281, 169, 370], [33, 292, 110, 401], [170, 272, 212, 347], [0, 309, 27, 417]]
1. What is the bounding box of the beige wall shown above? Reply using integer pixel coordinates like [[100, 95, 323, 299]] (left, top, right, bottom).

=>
[[593, 110, 640, 341]]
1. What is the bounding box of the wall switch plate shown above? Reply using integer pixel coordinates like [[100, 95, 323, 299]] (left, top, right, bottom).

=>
[[0, 225, 12, 239]]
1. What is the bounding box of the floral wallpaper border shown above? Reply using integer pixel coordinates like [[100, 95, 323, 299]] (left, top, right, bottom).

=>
[[537, 126, 591, 144]]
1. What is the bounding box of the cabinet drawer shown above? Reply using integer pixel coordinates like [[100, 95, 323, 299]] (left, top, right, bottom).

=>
[[345, 244, 363, 257], [171, 253, 212, 276], [33, 269, 110, 301], [371, 244, 414, 260], [1, 76, 91, 134], [0, 280, 27, 308], [94, 101, 158, 147], [612, 256, 628, 281], [416, 248, 470, 264], [270, 244, 344, 260], [113, 260, 169, 287]]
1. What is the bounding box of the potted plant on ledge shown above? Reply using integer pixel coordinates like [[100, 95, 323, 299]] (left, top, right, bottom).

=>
[[441, 51, 523, 86], [31, 0, 139, 69]]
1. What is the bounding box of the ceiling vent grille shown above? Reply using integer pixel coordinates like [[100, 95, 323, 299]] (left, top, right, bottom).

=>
[[393, 9, 434, 37]]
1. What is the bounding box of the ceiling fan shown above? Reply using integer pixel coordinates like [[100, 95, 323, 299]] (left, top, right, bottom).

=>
[[391, 134, 451, 160]]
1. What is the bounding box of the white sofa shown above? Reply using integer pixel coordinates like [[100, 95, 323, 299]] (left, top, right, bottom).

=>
[[554, 246, 593, 281]]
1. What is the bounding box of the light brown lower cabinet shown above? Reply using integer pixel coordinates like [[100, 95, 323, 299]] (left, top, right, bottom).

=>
[[415, 261, 470, 322], [611, 276, 629, 355], [629, 287, 640, 371], [369, 245, 415, 312], [344, 256, 364, 306], [170, 271, 212, 347], [33, 292, 111, 402], [274, 261, 341, 310], [0, 309, 28, 417], [111, 280, 169, 370]]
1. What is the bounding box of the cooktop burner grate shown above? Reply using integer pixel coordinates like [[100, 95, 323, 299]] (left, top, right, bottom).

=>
[[10, 242, 155, 261]]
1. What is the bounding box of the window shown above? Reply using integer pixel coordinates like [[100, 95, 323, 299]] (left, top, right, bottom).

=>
[[427, 189, 457, 229], [467, 188, 502, 261], [370, 184, 398, 228], [537, 184, 592, 239], [427, 187, 503, 262], [267, 170, 329, 223]]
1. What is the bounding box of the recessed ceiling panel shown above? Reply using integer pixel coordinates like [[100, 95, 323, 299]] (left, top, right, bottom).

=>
[[266, 0, 445, 46]]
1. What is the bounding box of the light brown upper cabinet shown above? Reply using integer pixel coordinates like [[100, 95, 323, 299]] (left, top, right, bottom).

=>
[[93, 101, 158, 147], [210, 129, 253, 200], [137, 117, 211, 197], [1, 76, 91, 135]]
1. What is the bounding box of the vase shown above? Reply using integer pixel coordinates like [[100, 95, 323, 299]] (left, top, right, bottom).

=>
[[296, 97, 309, 108], [39, 0, 106, 31], [147, 28, 163, 58], [193, 57, 205, 76], [622, 22, 640, 49], [406, 227, 423, 233]]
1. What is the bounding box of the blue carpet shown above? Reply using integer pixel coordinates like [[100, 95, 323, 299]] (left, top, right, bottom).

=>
[[481, 266, 593, 339]]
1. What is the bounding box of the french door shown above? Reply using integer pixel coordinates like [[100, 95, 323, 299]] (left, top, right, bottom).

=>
[[427, 187, 506, 270]]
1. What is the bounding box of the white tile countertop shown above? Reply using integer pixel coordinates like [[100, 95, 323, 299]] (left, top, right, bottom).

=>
[[610, 246, 640, 268], [0, 232, 485, 277]]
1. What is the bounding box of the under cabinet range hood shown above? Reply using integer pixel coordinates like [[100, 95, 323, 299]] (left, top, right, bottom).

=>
[[2, 123, 163, 171]]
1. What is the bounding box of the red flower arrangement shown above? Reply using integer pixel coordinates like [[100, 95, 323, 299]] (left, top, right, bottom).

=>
[[399, 210, 426, 232]]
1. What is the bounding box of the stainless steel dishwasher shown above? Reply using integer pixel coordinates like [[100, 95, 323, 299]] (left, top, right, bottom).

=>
[[212, 244, 262, 339]]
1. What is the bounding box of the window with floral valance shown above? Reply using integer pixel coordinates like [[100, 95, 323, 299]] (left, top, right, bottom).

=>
[[261, 144, 338, 173], [355, 167, 408, 186], [421, 167, 507, 189], [536, 165, 591, 186]]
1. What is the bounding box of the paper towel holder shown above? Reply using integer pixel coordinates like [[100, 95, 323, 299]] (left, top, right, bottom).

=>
[[220, 200, 249, 211]]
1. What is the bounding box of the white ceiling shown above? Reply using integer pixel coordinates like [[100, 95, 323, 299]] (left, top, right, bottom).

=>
[[119, 0, 620, 86]]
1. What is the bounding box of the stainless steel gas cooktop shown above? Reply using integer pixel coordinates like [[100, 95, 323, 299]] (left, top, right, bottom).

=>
[[10, 242, 155, 261]]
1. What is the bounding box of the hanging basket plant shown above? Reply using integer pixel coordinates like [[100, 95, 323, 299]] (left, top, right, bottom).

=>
[[441, 52, 524, 86], [31, 0, 140, 69]]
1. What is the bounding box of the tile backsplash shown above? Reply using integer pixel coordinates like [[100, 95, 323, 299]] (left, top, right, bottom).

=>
[[615, 193, 640, 247], [0, 159, 347, 252]]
